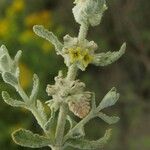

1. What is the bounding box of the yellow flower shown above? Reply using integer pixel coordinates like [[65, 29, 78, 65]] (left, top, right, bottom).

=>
[[25, 10, 52, 28], [7, 0, 25, 15], [19, 63, 32, 89], [82, 50, 93, 67], [68, 47, 93, 68], [0, 19, 9, 37], [20, 30, 34, 43], [68, 47, 82, 63]]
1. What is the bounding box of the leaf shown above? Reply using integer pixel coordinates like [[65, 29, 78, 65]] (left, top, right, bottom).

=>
[[0, 45, 9, 55], [33, 25, 63, 54], [98, 87, 119, 110], [0, 55, 9, 71], [98, 112, 120, 125], [30, 74, 39, 101], [2, 72, 18, 87], [37, 100, 47, 123], [44, 110, 57, 140], [14, 50, 22, 63], [11, 50, 22, 78], [93, 43, 126, 66], [2, 91, 26, 107], [66, 129, 112, 149], [12, 129, 51, 148]]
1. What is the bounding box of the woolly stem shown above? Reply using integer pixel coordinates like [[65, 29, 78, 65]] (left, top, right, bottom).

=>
[[54, 65, 78, 148], [78, 23, 89, 41], [55, 104, 67, 147], [67, 64, 78, 80]]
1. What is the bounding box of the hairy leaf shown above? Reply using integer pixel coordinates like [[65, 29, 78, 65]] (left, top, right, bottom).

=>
[[33, 25, 63, 54], [2, 91, 26, 107], [12, 129, 51, 148], [98, 87, 119, 110], [37, 100, 47, 123], [98, 112, 120, 124], [30, 74, 39, 101], [93, 43, 126, 66], [2, 72, 18, 87]]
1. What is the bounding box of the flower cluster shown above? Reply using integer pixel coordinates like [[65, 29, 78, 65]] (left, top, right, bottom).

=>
[[46, 72, 92, 118], [62, 35, 98, 70]]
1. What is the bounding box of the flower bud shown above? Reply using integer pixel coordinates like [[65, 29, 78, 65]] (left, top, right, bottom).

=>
[[72, 0, 107, 26]]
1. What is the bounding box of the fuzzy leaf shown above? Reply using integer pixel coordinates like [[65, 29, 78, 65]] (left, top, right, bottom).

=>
[[30, 74, 39, 101], [2, 91, 26, 107], [2, 72, 18, 87], [37, 100, 47, 123], [12, 129, 51, 148], [44, 110, 57, 140], [98, 112, 120, 124], [66, 129, 112, 149], [33, 25, 63, 54], [0, 55, 9, 72], [93, 43, 126, 66], [98, 87, 119, 110], [11, 50, 22, 78], [14, 50, 22, 63]]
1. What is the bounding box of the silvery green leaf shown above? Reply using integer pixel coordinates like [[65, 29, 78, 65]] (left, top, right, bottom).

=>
[[2, 72, 18, 87], [33, 25, 63, 54], [0, 55, 10, 72], [0, 45, 12, 73], [14, 50, 22, 63], [98, 112, 120, 124], [12, 129, 51, 148], [72, 0, 107, 26], [11, 50, 22, 77], [37, 100, 47, 123], [2, 91, 26, 107], [98, 87, 120, 110], [30, 74, 39, 102], [0, 45, 9, 55], [44, 110, 57, 140], [93, 43, 126, 66], [65, 129, 112, 149]]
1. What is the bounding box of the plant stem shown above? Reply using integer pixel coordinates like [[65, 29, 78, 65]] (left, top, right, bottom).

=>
[[16, 82, 47, 132], [67, 65, 78, 80], [55, 104, 67, 148], [54, 65, 78, 148], [16, 83, 29, 102], [78, 23, 89, 41]]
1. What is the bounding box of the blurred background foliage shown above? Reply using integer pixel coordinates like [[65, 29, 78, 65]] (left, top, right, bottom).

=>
[[0, 0, 149, 150]]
